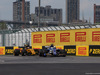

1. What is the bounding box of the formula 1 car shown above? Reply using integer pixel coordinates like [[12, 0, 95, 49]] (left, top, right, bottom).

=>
[[13, 44, 36, 56], [14, 47, 36, 56], [13, 49, 20, 56], [39, 46, 66, 57]]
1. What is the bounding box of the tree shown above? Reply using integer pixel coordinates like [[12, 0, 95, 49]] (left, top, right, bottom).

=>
[[0, 22, 8, 30]]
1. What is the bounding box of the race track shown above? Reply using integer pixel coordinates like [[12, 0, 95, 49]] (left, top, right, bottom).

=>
[[0, 56, 100, 75], [0, 63, 100, 75], [0, 55, 100, 64]]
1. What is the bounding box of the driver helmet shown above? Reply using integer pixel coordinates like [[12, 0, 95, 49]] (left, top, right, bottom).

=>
[[50, 44, 54, 47]]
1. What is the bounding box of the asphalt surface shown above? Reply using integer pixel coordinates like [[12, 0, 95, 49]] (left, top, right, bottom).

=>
[[0, 55, 100, 64], [0, 56, 100, 75], [0, 64, 100, 75]]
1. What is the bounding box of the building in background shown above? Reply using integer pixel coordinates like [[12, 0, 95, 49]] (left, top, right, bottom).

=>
[[30, 13, 38, 23], [94, 4, 100, 24], [35, 5, 62, 25], [66, 0, 80, 24], [13, 0, 30, 22]]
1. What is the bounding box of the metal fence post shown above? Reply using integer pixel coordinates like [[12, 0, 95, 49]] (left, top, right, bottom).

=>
[[2, 32, 5, 46], [18, 32, 19, 46]]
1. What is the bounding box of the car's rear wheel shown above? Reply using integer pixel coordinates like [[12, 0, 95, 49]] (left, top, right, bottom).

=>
[[39, 53, 43, 57], [14, 49, 20, 56], [62, 54, 66, 57], [27, 52, 32, 56], [13, 52, 19, 56], [21, 50, 27, 56], [62, 50, 66, 57]]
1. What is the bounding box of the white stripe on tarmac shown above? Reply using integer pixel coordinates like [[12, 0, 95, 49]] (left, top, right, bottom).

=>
[[85, 73, 100, 75]]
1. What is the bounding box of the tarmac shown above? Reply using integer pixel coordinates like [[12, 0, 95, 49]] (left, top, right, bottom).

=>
[[0, 55, 100, 75], [0, 55, 100, 64]]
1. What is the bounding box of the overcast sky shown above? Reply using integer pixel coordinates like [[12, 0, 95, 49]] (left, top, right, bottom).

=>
[[0, 0, 100, 23]]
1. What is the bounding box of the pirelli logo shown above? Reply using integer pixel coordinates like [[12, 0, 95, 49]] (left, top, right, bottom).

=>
[[0, 48, 4, 55], [78, 47, 86, 50], [75, 32, 86, 42], [60, 33, 70, 42], [33, 34, 42, 43], [78, 47, 87, 55], [92, 31, 100, 42], [46, 34, 55, 43]]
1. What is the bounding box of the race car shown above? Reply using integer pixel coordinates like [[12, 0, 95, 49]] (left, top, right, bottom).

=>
[[39, 45, 66, 57], [13, 44, 36, 56], [13, 48, 21, 56], [14, 48, 36, 56]]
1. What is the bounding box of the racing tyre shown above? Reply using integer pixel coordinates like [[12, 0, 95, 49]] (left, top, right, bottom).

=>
[[39, 53, 43, 57], [13, 52, 19, 56], [62, 54, 66, 57], [62, 51, 66, 57], [27, 53, 32, 56], [39, 49, 44, 57], [60, 50, 66, 57], [21, 49, 27, 56], [14, 49, 20, 56]]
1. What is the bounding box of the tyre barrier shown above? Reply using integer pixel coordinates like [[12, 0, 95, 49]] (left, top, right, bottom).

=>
[[0, 45, 100, 56]]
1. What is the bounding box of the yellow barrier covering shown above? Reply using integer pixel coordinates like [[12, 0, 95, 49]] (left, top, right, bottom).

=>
[[56, 46, 64, 49], [31, 32, 44, 46], [58, 30, 75, 45], [74, 29, 89, 45], [43, 31, 58, 46], [32, 46, 42, 49], [76, 46, 89, 56], [0, 47, 5, 55], [14, 47, 19, 50], [31, 31, 58, 46], [89, 28, 100, 45], [31, 28, 100, 47]]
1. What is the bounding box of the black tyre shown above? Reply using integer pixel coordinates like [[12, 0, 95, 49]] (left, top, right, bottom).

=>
[[27, 52, 32, 56], [13, 52, 19, 56], [39, 53, 43, 57], [34, 49, 39, 55], [62, 50, 66, 57], [62, 54, 66, 57], [56, 51, 60, 56], [14, 49, 20, 56], [21, 49, 27, 56], [39, 49, 47, 57], [59, 50, 66, 57], [39, 49, 43, 57]]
